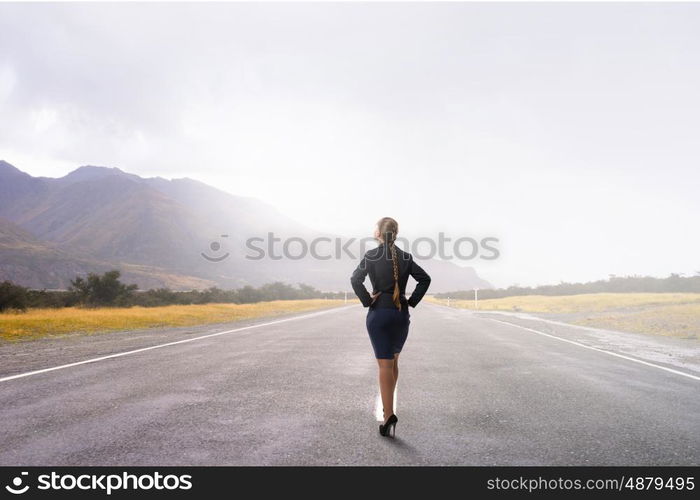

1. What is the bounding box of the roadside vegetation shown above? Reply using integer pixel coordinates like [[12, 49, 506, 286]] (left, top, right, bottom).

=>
[[0, 299, 344, 341], [429, 293, 700, 339], [434, 273, 700, 300], [0, 270, 345, 311], [0, 270, 346, 340]]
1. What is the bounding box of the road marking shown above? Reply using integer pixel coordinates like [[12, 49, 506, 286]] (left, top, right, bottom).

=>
[[488, 318, 700, 382], [0, 305, 355, 384], [374, 388, 398, 422], [374, 393, 383, 421]]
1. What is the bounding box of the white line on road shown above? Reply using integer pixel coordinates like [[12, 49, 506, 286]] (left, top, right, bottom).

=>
[[0, 305, 355, 384], [487, 318, 700, 382], [374, 388, 398, 422], [374, 393, 383, 421]]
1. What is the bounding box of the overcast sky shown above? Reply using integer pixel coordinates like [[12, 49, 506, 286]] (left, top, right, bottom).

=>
[[1, 1, 698, 287]]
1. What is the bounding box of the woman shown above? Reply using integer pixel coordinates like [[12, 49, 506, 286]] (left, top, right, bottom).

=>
[[350, 217, 431, 438]]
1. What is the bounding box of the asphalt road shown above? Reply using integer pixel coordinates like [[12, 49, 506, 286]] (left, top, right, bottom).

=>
[[0, 303, 698, 466]]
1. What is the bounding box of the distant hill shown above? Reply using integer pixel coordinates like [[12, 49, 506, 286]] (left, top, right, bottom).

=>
[[0, 160, 491, 291], [0, 216, 215, 290]]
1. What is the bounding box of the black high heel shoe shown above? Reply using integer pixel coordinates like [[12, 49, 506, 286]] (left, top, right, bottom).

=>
[[379, 414, 398, 438]]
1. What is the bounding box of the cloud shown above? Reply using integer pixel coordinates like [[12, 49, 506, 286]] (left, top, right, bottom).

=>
[[0, 63, 16, 106], [0, 2, 698, 286]]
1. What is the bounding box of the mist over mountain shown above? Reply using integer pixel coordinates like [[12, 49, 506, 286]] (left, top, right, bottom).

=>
[[0, 160, 491, 291]]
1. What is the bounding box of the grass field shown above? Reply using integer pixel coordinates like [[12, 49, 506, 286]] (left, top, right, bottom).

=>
[[429, 293, 700, 339], [0, 299, 346, 341]]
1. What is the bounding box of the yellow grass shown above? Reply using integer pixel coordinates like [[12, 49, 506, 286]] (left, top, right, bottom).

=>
[[572, 303, 700, 339], [0, 299, 345, 341], [429, 293, 700, 339]]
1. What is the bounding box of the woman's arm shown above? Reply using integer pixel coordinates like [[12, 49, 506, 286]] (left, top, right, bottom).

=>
[[350, 256, 373, 307], [407, 257, 431, 307]]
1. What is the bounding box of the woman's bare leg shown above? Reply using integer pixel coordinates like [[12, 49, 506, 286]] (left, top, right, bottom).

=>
[[377, 358, 395, 422], [393, 353, 400, 391]]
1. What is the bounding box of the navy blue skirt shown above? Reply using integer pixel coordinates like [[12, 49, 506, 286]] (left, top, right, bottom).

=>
[[366, 306, 411, 359]]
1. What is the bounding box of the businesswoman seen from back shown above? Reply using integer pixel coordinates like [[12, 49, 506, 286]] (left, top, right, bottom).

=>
[[350, 217, 431, 438]]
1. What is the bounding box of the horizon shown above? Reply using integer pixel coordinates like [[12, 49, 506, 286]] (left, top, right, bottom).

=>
[[1, 2, 698, 288], [2, 157, 695, 290]]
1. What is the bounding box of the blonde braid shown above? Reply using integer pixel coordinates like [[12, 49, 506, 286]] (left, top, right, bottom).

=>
[[377, 217, 402, 310], [389, 240, 402, 311]]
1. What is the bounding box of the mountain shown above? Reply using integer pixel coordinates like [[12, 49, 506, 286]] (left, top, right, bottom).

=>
[[0, 216, 214, 290], [0, 161, 50, 214], [0, 160, 491, 291]]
